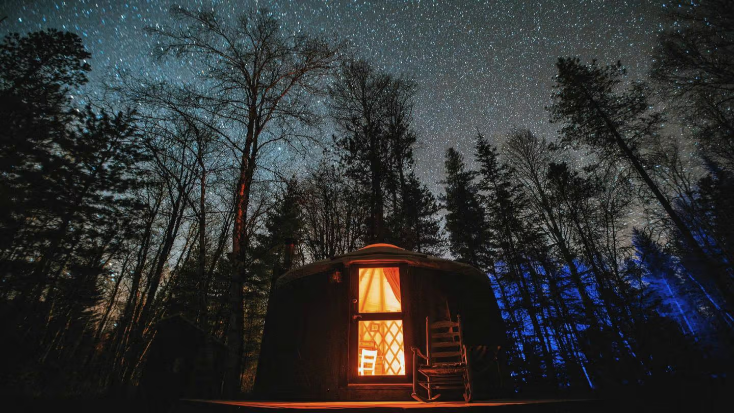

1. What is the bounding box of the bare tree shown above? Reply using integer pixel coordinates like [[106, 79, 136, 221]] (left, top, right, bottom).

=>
[[329, 59, 417, 244], [301, 161, 368, 260], [651, 0, 734, 169], [147, 6, 339, 394], [550, 57, 734, 318]]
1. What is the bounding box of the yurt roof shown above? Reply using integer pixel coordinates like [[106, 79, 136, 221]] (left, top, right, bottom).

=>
[[276, 243, 488, 287]]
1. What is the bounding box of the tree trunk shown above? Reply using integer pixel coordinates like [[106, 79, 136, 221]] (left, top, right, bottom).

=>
[[532, 175, 600, 328], [585, 88, 734, 316], [197, 148, 208, 326], [121, 187, 187, 385], [370, 132, 384, 243], [226, 142, 255, 396]]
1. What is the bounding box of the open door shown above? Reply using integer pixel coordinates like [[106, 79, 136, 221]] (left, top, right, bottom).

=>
[[350, 266, 407, 383]]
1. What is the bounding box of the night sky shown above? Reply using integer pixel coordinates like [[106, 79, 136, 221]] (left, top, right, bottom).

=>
[[2, 0, 666, 191]]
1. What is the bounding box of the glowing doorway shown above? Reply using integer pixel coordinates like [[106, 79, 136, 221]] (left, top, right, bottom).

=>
[[356, 267, 406, 376]]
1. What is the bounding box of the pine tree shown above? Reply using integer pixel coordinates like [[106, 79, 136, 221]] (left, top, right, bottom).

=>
[[651, 0, 734, 170], [0, 30, 147, 311], [256, 178, 304, 276], [475, 134, 560, 385], [0, 30, 153, 394], [301, 161, 368, 260], [147, 7, 339, 394], [330, 59, 417, 244], [549, 57, 734, 317], [250, 179, 305, 389], [696, 164, 734, 269], [441, 147, 491, 269], [0, 30, 92, 298], [386, 172, 444, 255]]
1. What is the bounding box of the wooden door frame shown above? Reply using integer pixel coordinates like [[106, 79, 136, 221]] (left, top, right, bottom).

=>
[[348, 263, 412, 384]]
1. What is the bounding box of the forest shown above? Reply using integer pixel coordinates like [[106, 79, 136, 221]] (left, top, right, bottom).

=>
[[0, 0, 732, 407]]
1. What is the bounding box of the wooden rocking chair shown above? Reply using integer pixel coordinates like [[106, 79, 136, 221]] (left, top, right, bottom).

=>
[[411, 315, 473, 402]]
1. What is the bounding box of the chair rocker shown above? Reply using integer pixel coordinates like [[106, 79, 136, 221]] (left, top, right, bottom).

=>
[[411, 315, 473, 402]]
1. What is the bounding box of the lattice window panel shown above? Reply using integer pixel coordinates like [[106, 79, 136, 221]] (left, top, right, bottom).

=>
[[358, 320, 405, 375]]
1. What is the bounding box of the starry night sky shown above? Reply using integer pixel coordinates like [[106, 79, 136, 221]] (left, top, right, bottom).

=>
[[2, 0, 666, 191]]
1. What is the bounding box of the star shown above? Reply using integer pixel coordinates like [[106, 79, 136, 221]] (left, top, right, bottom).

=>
[[2, 0, 665, 193]]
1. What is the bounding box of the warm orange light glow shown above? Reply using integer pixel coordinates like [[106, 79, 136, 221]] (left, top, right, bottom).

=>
[[190, 400, 585, 409], [358, 349, 377, 375], [358, 267, 401, 313], [356, 267, 404, 376], [358, 320, 405, 375]]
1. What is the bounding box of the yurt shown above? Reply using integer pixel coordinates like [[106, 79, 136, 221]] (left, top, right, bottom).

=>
[[253, 243, 506, 401]]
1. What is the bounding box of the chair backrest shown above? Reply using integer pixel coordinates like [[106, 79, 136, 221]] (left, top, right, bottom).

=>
[[425, 315, 465, 365], [360, 349, 378, 375]]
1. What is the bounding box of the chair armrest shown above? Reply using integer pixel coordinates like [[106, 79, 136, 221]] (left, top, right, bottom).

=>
[[411, 346, 428, 360]]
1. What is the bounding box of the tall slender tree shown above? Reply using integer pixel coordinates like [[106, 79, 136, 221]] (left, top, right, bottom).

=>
[[475, 134, 559, 384], [147, 6, 339, 394], [0, 29, 92, 300], [651, 0, 734, 170], [329, 59, 417, 244], [549, 57, 734, 317], [386, 172, 444, 255], [441, 148, 491, 269], [300, 161, 368, 260]]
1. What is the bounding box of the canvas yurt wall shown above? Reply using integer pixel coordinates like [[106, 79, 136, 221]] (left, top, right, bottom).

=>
[[254, 244, 507, 401]]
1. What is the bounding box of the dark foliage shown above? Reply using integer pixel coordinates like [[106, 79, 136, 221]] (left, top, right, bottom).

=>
[[441, 147, 491, 269], [2, 1, 733, 405], [330, 59, 443, 251], [651, 0, 734, 170]]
